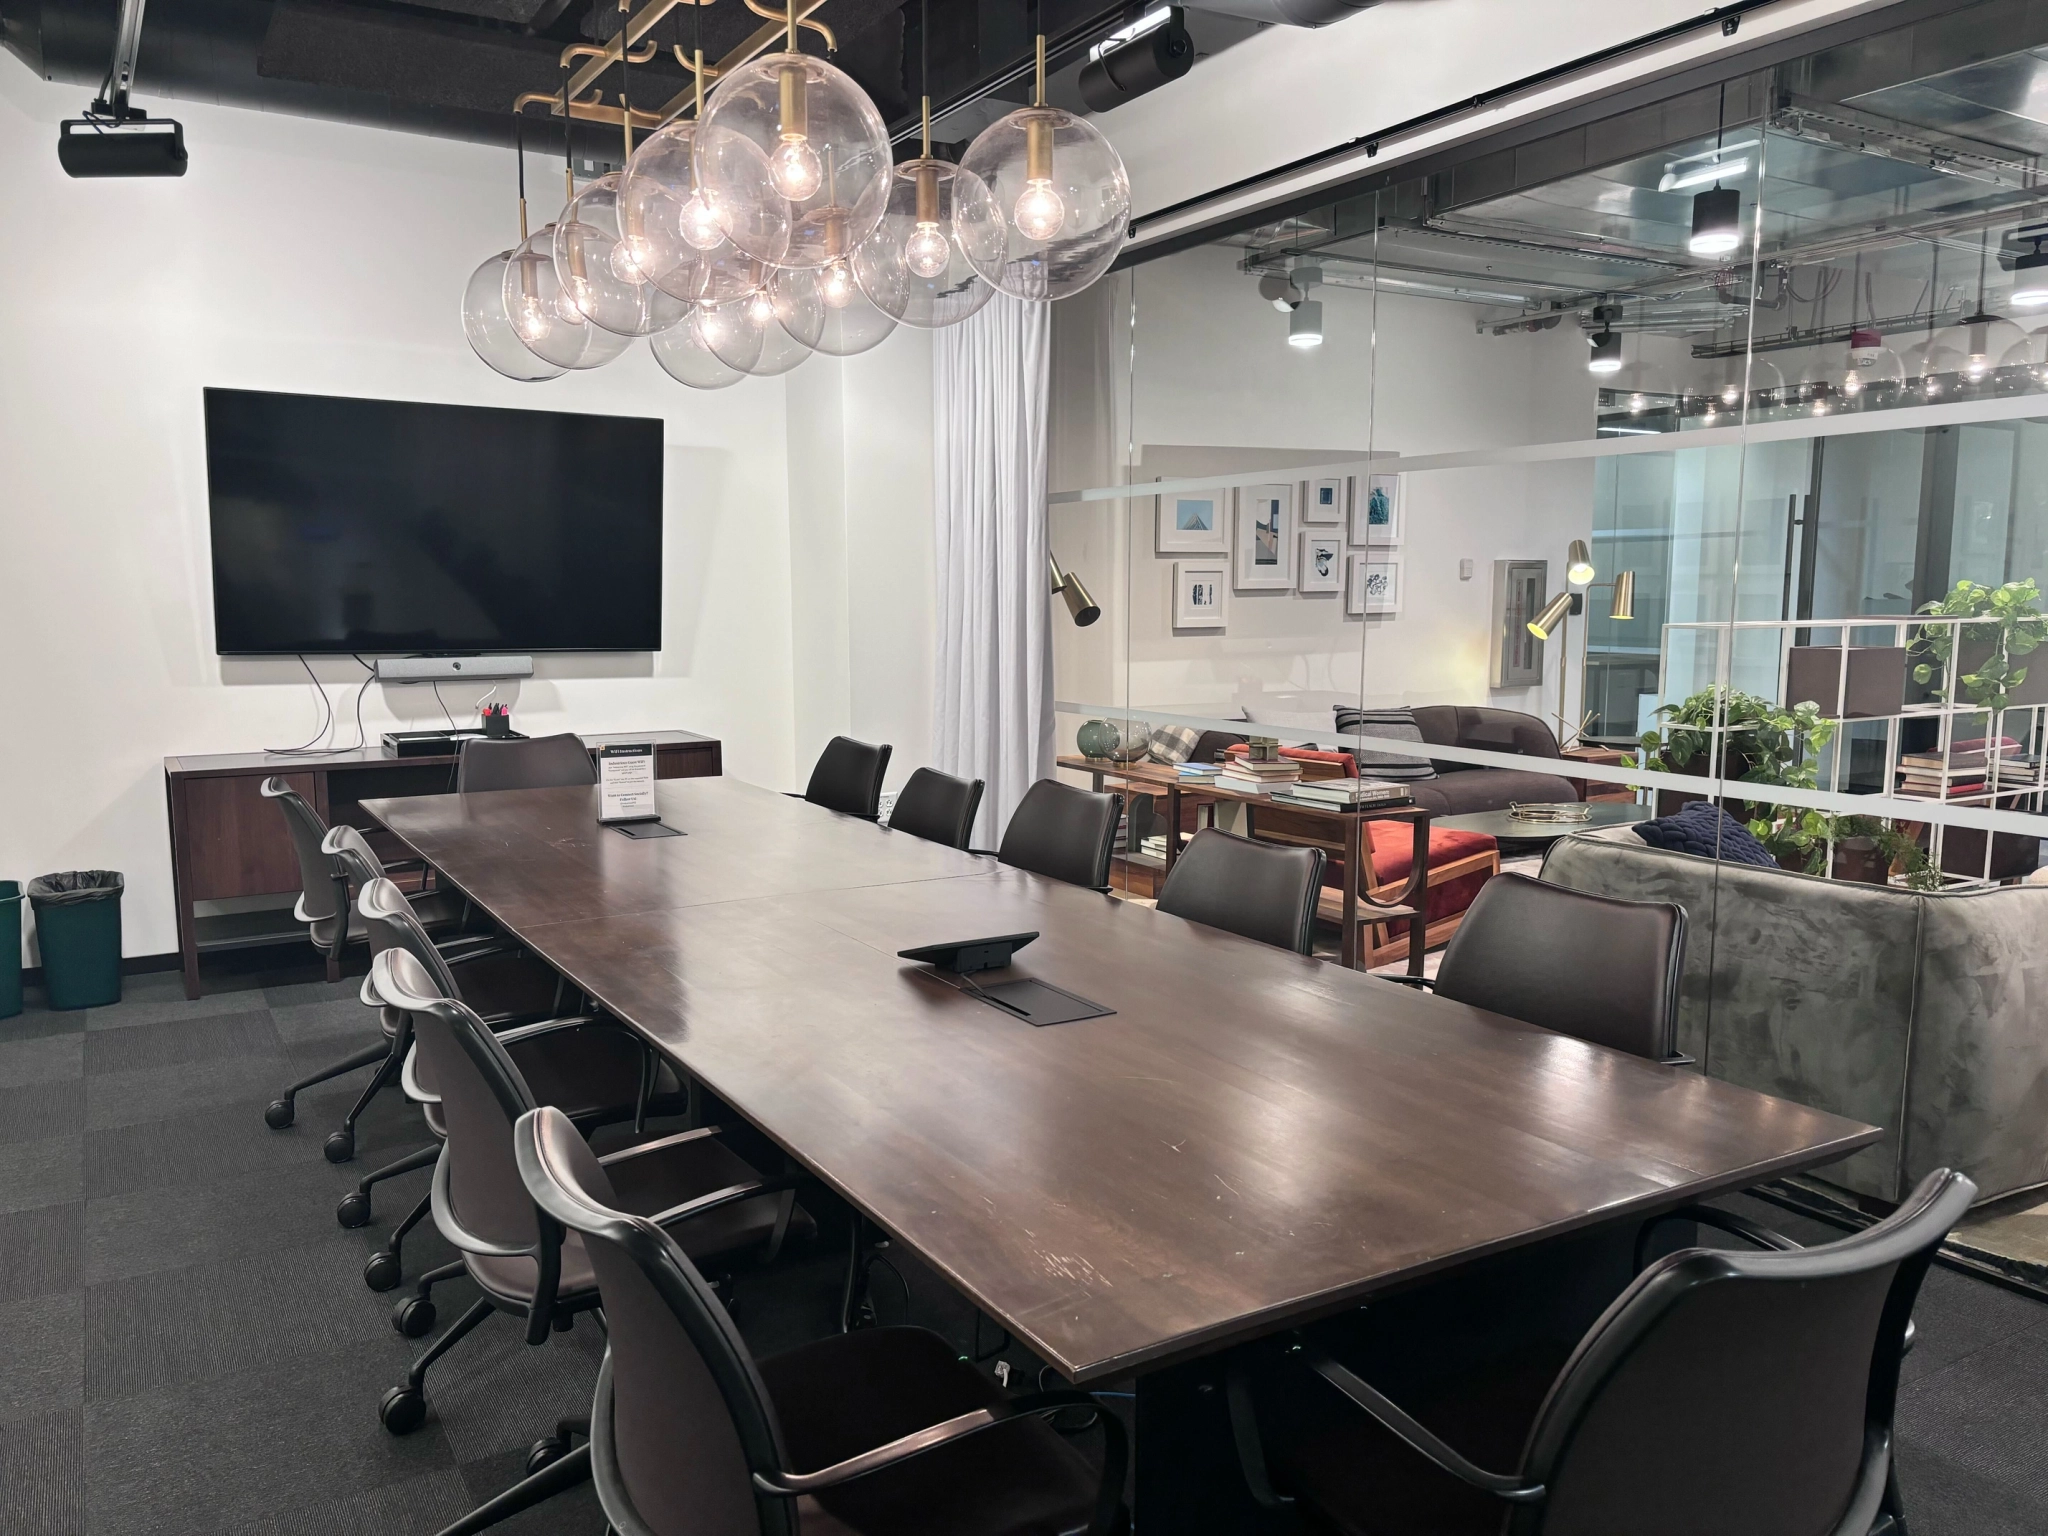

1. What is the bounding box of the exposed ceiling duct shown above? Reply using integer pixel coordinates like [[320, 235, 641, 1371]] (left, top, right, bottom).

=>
[[1180, 0, 1374, 26]]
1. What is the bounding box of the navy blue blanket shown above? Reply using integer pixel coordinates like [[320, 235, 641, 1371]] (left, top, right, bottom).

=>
[[1632, 800, 1778, 867]]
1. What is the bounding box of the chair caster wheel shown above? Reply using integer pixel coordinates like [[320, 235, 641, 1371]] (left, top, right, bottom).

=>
[[392, 1297, 438, 1338], [264, 1099, 295, 1130], [324, 1130, 354, 1164], [526, 1436, 570, 1476], [363, 1251, 402, 1292], [379, 1385, 427, 1436], [336, 1191, 371, 1228]]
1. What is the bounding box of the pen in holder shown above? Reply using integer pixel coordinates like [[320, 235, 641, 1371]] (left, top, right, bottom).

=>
[[480, 702, 513, 739]]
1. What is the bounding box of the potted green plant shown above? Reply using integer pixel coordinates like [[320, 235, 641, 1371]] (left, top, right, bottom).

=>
[[1746, 810, 1939, 889], [1640, 686, 1837, 819], [1911, 577, 2048, 712]]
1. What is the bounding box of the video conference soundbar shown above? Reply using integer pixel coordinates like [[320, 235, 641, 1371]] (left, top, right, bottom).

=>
[[372, 656, 534, 683]]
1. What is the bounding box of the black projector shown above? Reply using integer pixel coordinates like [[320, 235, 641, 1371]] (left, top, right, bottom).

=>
[[59, 117, 188, 178]]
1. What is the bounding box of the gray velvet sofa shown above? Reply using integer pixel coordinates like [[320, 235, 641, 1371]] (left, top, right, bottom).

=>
[[1540, 826, 2048, 1206]]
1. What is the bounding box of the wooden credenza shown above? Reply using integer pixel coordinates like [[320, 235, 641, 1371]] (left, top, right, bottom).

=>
[[163, 730, 721, 997]]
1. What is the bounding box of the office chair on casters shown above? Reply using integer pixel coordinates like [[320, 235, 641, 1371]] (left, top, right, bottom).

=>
[[365, 944, 806, 1441], [993, 778, 1124, 892], [1393, 871, 1692, 1065], [455, 731, 599, 793], [1157, 828, 1326, 955], [1234, 1168, 1974, 1536], [886, 766, 985, 850], [430, 1102, 1129, 1536], [259, 780, 489, 1160], [797, 735, 893, 819]]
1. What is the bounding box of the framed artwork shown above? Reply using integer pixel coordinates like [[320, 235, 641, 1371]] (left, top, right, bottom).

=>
[[1173, 561, 1229, 629], [1235, 482, 1297, 590], [1490, 559, 1547, 686], [1299, 532, 1344, 593], [1301, 476, 1348, 525], [1348, 554, 1403, 616], [1156, 488, 1230, 553], [1351, 473, 1401, 546]]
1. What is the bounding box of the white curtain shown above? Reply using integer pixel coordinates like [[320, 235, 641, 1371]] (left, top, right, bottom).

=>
[[931, 291, 1054, 848]]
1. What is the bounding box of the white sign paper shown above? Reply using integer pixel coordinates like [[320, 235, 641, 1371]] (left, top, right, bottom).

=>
[[597, 743, 658, 824]]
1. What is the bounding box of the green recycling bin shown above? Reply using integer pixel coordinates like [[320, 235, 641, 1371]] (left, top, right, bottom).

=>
[[0, 882, 20, 1020], [28, 871, 124, 1010]]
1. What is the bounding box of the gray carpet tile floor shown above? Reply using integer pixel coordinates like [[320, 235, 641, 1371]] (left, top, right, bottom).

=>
[[2, 961, 2047, 1534]]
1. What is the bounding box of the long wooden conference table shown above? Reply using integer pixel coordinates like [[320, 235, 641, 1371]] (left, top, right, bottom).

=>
[[364, 775, 1878, 1527]]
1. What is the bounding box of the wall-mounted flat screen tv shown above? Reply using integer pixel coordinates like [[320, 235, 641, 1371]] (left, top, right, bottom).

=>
[[204, 388, 663, 654]]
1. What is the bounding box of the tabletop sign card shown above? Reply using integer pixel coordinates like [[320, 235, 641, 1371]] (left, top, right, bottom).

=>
[[597, 742, 659, 824]]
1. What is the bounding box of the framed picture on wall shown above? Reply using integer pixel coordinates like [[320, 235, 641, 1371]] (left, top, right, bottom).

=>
[[1156, 489, 1230, 553], [1299, 532, 1344, 593], [1351, 473, 1401, 547], [1235, 483, 1296, 590], [1301, 476, 1348, 525], [1348, 554, 1403, 616], [1173, 561, 1229, 629]]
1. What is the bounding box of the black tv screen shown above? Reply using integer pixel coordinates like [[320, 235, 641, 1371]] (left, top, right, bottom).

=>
[[204, 388, 663, 654]]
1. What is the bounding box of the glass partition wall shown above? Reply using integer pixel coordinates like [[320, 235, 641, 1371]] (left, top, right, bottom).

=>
[[1051, 0, 2048, 1199]]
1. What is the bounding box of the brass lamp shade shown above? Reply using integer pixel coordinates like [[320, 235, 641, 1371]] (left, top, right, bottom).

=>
[[1050, 555, 1100, 627], [1527, 590, 1573, 640], [1566, 539, 1596, 586], [1610, 569, 1636, 621]]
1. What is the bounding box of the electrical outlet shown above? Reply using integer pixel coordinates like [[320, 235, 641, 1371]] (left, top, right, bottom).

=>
[[1459, 558, 1475, 581], [877, 790, 897, 825]]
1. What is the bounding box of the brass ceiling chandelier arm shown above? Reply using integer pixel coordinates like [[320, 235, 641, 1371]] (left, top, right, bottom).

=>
[[656, 0, 829, 118], [739, 0, 835, 50], [511, 89, 659, 130], [561, 39, 660, 67], [563, 0, 714, 105]]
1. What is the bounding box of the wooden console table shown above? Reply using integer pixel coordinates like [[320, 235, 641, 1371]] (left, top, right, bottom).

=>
[[163, 730, 720, 997]]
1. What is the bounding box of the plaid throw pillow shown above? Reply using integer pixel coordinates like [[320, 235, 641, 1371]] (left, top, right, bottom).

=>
[[1147, 725, 1201, 765], [1332, 706, 1438, 781]]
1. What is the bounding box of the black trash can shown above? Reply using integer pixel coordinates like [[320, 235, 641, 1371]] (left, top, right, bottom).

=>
[[29, 871, 124, 1011], [0, 882, 20, 1020]]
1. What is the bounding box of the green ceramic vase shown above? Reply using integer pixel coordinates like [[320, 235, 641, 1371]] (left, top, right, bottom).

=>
[[1076, 719, 1120, 759]]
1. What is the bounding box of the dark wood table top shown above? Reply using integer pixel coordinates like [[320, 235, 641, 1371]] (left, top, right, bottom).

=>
[[364, 777, 1880, 1384]]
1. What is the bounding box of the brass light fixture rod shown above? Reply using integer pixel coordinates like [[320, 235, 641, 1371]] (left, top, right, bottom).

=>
[[560, 38, 657, 66], [1033, 32, 1046, 108], [514, 90, 661, 130], [563, 0, 713, 104], [740, 0, 834, 49], [657, 0, 828, 117]]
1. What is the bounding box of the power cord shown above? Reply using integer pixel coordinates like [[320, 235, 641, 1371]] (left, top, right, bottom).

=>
[[264, 654, 378, 756], [431, 680, 459, 732]]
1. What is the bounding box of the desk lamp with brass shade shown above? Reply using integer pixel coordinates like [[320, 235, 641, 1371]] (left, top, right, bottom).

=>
[[1527, 541, 1634, 746]]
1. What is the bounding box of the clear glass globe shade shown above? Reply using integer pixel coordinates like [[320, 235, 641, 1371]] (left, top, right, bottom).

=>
[[502, 227, 634, 369], [695, 51, 892, 272], [463, 250, 567, 382], [850, 159, 1000, 330], [1999, 327, 2048, 385], [773, 263, 897, 357], [904, 223, 950, 278], [651, 312, 747, 389], [1904, 340, 1961, 396], [1840, 343, 1904, 398], [1716, 354, 1780, 409], [696, 291, 814, 377], [1933, 317, 2022, 383], [959, 106, 1130, 301], [553, 174, 689, 337], [621, 120, 788, 306]]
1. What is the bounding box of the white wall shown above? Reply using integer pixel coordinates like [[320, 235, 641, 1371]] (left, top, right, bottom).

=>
[[1049, 243, 1596, 735], [0, 64, 935, 961]]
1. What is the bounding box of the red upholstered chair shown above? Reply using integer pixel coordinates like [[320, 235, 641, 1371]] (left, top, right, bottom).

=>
[[1224, 746, 1499, 965]]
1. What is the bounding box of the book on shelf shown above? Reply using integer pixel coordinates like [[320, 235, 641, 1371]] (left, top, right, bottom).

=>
[[1899, 736, 2024, 773], [1216, 772, 1282, 794], [1289, 777, 1410, 804], [1224, 758, 1302, 777], [1268, 788, 1413, 812], [1895, 778, 1987, 800]]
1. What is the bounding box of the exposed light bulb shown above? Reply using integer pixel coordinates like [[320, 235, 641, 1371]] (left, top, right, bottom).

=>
[[1720, 382, 1741, 405], [745, 288, 777, 325], [1628, 393, 1647, 415], [1967, 352, 1993, 381], [557, 286, 589, 325], [679, 190, 726, 252], [514, 295, 549, 343], [1013, 178, 1066, 242], [904, 221, 951, 278], [771, 136, 823, 201], [819, 261, 856, 309], [1841, 371, 1864, 397], [609, 235, 653, 283]]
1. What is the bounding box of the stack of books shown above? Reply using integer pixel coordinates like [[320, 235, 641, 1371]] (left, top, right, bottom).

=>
[[1270, 777, 1413, 811], [1176, 761, 1222, 782], [1895, 736, 2029, 800], [1216, 758, 1302, 794]]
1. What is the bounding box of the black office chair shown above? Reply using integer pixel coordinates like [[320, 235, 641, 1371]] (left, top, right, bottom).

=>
[[1407, 872, 1690, 1064], [439, 1102, 1129, 1536], [366, 944, 806, 1440], [886, 766, 985, 850], [994, 778, 1123, 892], [457, 732, 598, 793], [799, 735, 893, 819], [1237, 1167, 1974, 1536], [260, 779, 490, 1160], [1157, 828, 1326, 956]]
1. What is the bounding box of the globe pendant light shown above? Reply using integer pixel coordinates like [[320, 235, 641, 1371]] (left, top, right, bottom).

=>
[[773, 260, 898, 356], [851, 85, 998, 330], [462, 117, 565, 382], [554, 172, 690, 336], [960, 34, 1131, 301], [693, 6, 892, 272], [504, 222, 635, 370], [696, 288, 813, 377], [651, 308, 747, 389]]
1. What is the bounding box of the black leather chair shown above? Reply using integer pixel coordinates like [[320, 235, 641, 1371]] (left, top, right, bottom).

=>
[[887, 767, 984, 850], [1239, 1167, 1974, 1536], [995, 779, 1123, 892], [801, 735, 893, 819], [1417, 872, 1690, 1064], [1157, 829, 1326, 955], [366, 944, 805, 1441], [444, 1102, 1129, 1536], [457, 732, 598, 793]]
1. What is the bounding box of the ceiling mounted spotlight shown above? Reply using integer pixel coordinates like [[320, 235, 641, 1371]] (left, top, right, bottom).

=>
[[1689, 185, 1742, 257], [1288, 299, 1324, 349], [1587, 328, 1622, 375], [1079, 6, 1194, 113]]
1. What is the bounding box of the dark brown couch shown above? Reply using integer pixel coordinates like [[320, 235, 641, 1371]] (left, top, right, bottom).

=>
[[1404, 706, 1580, 815]]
